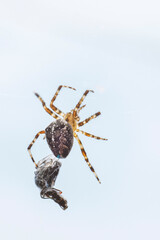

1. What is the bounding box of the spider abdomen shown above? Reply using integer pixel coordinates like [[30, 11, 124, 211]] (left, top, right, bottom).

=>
[[45, 119, 73, 158]]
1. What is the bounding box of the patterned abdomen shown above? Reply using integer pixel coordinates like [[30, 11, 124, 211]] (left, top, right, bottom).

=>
[[45, 119, 73, 158]]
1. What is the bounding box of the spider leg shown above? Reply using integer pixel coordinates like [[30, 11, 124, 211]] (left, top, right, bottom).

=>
[[73, 132, 101, 184], [76, 129, 108, 141], [28, 130, 45, 167], [78, 112, 101, 127], [50, 85, 76, 117], [78, 104, 86, 112], [34, 92, 59, 119], [74, 89, 94, 112]]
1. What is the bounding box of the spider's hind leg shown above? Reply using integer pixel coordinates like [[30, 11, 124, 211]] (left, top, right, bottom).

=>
[[28, 130, 45, 167], [73, 132, 101, 184], [50, 85, 76, 117]]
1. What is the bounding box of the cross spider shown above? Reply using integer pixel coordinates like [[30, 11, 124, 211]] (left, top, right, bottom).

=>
[[28, 85, 107, 183]]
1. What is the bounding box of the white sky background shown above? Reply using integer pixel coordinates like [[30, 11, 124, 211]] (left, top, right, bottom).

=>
[[0, 0, 160, 239]]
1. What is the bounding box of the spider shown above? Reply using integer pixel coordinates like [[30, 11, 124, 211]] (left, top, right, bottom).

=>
[[28, 85, 107, 183]]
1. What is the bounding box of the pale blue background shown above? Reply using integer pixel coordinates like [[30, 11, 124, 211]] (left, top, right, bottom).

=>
[[0, 0, 160, 239]]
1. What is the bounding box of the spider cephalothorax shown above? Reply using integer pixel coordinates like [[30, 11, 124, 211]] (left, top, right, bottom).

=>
[[28, 85, 107, 183], [64, 112, 78, 131]]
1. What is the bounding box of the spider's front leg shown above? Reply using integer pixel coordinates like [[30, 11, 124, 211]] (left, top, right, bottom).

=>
[[73, 132, 101, 184], [50, 85, 76, 117], [34, 93, 59, 119], [78, 112, 101, 127], [74, 89, 94, 112], [27, 130, 45, 167]]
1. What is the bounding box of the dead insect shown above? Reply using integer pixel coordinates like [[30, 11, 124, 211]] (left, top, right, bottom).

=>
[[28, 85, 107, 183], [35, 155, 68, 210]]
